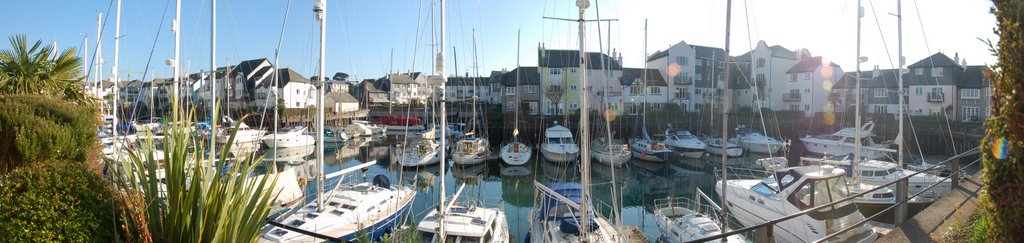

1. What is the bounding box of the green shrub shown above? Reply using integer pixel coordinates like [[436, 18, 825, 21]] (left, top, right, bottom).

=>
[[0, 94, 97, 174], [0, 160, 129, 242]]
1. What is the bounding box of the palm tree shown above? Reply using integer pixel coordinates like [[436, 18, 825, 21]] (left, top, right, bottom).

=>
[[0, 34, 92, 105]]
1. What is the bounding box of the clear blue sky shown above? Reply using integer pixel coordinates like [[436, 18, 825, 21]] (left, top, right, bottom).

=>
[[0, 0, 998, 83]]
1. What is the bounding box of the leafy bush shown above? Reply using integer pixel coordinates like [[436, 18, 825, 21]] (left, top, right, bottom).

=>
[[979, 1, 1024, 241], [0, 94, 97, 174], [0, 160, 130, 242]]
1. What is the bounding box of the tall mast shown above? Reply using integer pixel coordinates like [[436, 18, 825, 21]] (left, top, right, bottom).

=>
[[112, 0, 121, 140], [895, 0, 909, 225], [314, 0, 327, 212], [514, 29, 520, 137], [437, 0, 448, 239], [471, 29, 478, 133], [172, 0, 181, 120], [83, 35, 88, 94], [853, 0, 864, 185], [642, 20, 648, 130], [272, 0, 291, 164], [575, 0, 592, 238], [720, 0, 733, 228], [96, 13, 103, 116], [210, 0, 218, 165]]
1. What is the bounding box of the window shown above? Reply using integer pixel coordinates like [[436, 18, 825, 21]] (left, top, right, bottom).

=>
[[506, 102, 515, 110], [790, 104, 799, 111], [630, 86, 643, 95], [915, 87, 923, 96], [790, 74, 797, 81], [961, 89, 980, 99], [550, 69, 561, 75], [931, 67, 944, 77], [803, 73, 811, 80], [757, 74, 766, 84], [629, 103, 639, 115], [757, 58, 766, 68], [805, 104, 810, 111], [677, 56, 689, 66], [874, 88, 886, 97], [962, 106, 980, 121], [651, 87, 661, 94], [915, 68, 924, 75], [874, 105, 888, 114], [805, 89, 810, 93], [524, 86, 536, 93]]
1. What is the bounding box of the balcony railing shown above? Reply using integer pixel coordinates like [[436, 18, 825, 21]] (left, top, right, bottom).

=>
[[928, 92, 944, 102], [674, 76, 693, 85], [783, 93, 801, 101]]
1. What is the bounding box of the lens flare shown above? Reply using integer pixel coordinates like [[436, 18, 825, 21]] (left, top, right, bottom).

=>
[[822, 80, 833, 91], [667, 63, 682, 78], [605, 108, 617, 122], [823, 112, 836, 126], [991, 137, 1009, 160]]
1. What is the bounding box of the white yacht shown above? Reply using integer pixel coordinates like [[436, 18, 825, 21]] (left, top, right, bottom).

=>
[[452, 133, 490, 165], [702, 137, 744, 158], [527, 183, 621, 243], [592, 137, 630, 167], [653, 197, 747, 243], [540, 122, 579, 163], [394, 139, 441, 167], [261, 126, 315, 148], [345, 120, 385, 137], [731, 125, 786, 154], [663, 128, 707, 159], [800, 121, 893, 159], [629, 128, 673, 162], [263, 145, 315, 162], [499, 138, 532, 166], [217, 117, 267, 144], [801, 154, 952, 199], [417, 203, 509, 243], [262, 174, 416, 242], [716, 166, 876, 242]]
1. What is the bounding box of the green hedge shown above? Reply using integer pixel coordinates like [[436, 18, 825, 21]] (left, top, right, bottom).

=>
[[0, 94, 96, 174], [0, 161, 129, 242]]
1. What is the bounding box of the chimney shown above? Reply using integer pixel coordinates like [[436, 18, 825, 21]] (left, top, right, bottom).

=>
[[872, 65, 880, 78]]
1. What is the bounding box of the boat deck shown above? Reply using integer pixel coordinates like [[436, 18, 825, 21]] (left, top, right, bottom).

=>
[[618, 226, 649, 243]]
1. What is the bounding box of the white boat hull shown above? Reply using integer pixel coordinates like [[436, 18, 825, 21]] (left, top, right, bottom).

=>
[[705, 146, 744, 157], [739, 140, 784, 154], [262, 135, 315, 148], [801, 139, 889, 159], [394, 145, 441, 167], [451, 151, 487, 165], [591, 148, 630, 167], [540, 145, 579, 163], [500, 142, 532, 165]]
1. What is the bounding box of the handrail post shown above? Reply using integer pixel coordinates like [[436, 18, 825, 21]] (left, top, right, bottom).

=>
[[951, 157, 960, 188], [895, 176, 908, 226], [755, 223, 775, 242]]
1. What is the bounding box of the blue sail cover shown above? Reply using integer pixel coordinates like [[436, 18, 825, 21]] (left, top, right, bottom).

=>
[[539, 183, 599, 234], [641, 126, 652, 141]]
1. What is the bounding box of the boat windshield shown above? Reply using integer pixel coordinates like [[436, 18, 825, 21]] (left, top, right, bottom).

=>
[[548, 137, 573, 145]]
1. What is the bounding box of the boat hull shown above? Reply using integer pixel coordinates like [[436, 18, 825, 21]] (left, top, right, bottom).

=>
[[801, 138, 889, 159], [262, 135, 315, 148], [667, 145, 705, 159], [739, 140, 784, 154], [540, 145, 579, 163], [451, 151, 487, 165], [500, 143, 532, 165], [854, 199, 933, 224], [592, 149, 630, 166], [630, 147, 671, 162], [705, 146, 744, 157]]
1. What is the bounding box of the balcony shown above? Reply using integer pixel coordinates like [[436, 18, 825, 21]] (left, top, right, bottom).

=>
[[927, 92, 944, 102], [783, 93, 802, 101], [673, 76, 693, 85]]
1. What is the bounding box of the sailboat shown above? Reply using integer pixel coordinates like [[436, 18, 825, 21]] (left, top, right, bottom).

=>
[[628, 25, 674, 163], [261, 2, 415, 241], [499, 30, 533, 166], [529, 1, 622, 242], [416, 2, 510, 241], [451, 31, 491, 166]]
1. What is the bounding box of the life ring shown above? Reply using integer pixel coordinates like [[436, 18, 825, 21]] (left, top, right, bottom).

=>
[[298, 177, 308, 188]]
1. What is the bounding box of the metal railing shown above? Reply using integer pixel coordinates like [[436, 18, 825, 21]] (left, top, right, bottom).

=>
[[688, 147, 980, 243]]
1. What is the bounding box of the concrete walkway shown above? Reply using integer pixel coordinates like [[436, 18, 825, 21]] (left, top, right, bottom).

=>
[[877, 172, 984, 243]]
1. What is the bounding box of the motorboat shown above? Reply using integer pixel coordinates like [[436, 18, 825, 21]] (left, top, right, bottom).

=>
[[321, 127, 351, 143], [451, 133, 490, 165], [540, 122, 579, 163], [262, 174, 416, 242], [217, 117, 267, 144], [731, 125, 786, 154], [849, 185, 934, 224], [801, 154, 952, 199], [263, 145, 315, 162], [663, 128, 707, 159], [716, 166, 877, 242], [629, 128, 673, 162], [592, 137, 630, 167], [799, 121, 893, 160], [653, 197, 747, 243], [394, 139, 441, 167], [499, 138, 532, 166], [526, 183, 622, 243], [261, 126, 315, 148], [345, 120, 385, 137], [702, 136, 744, 158]]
